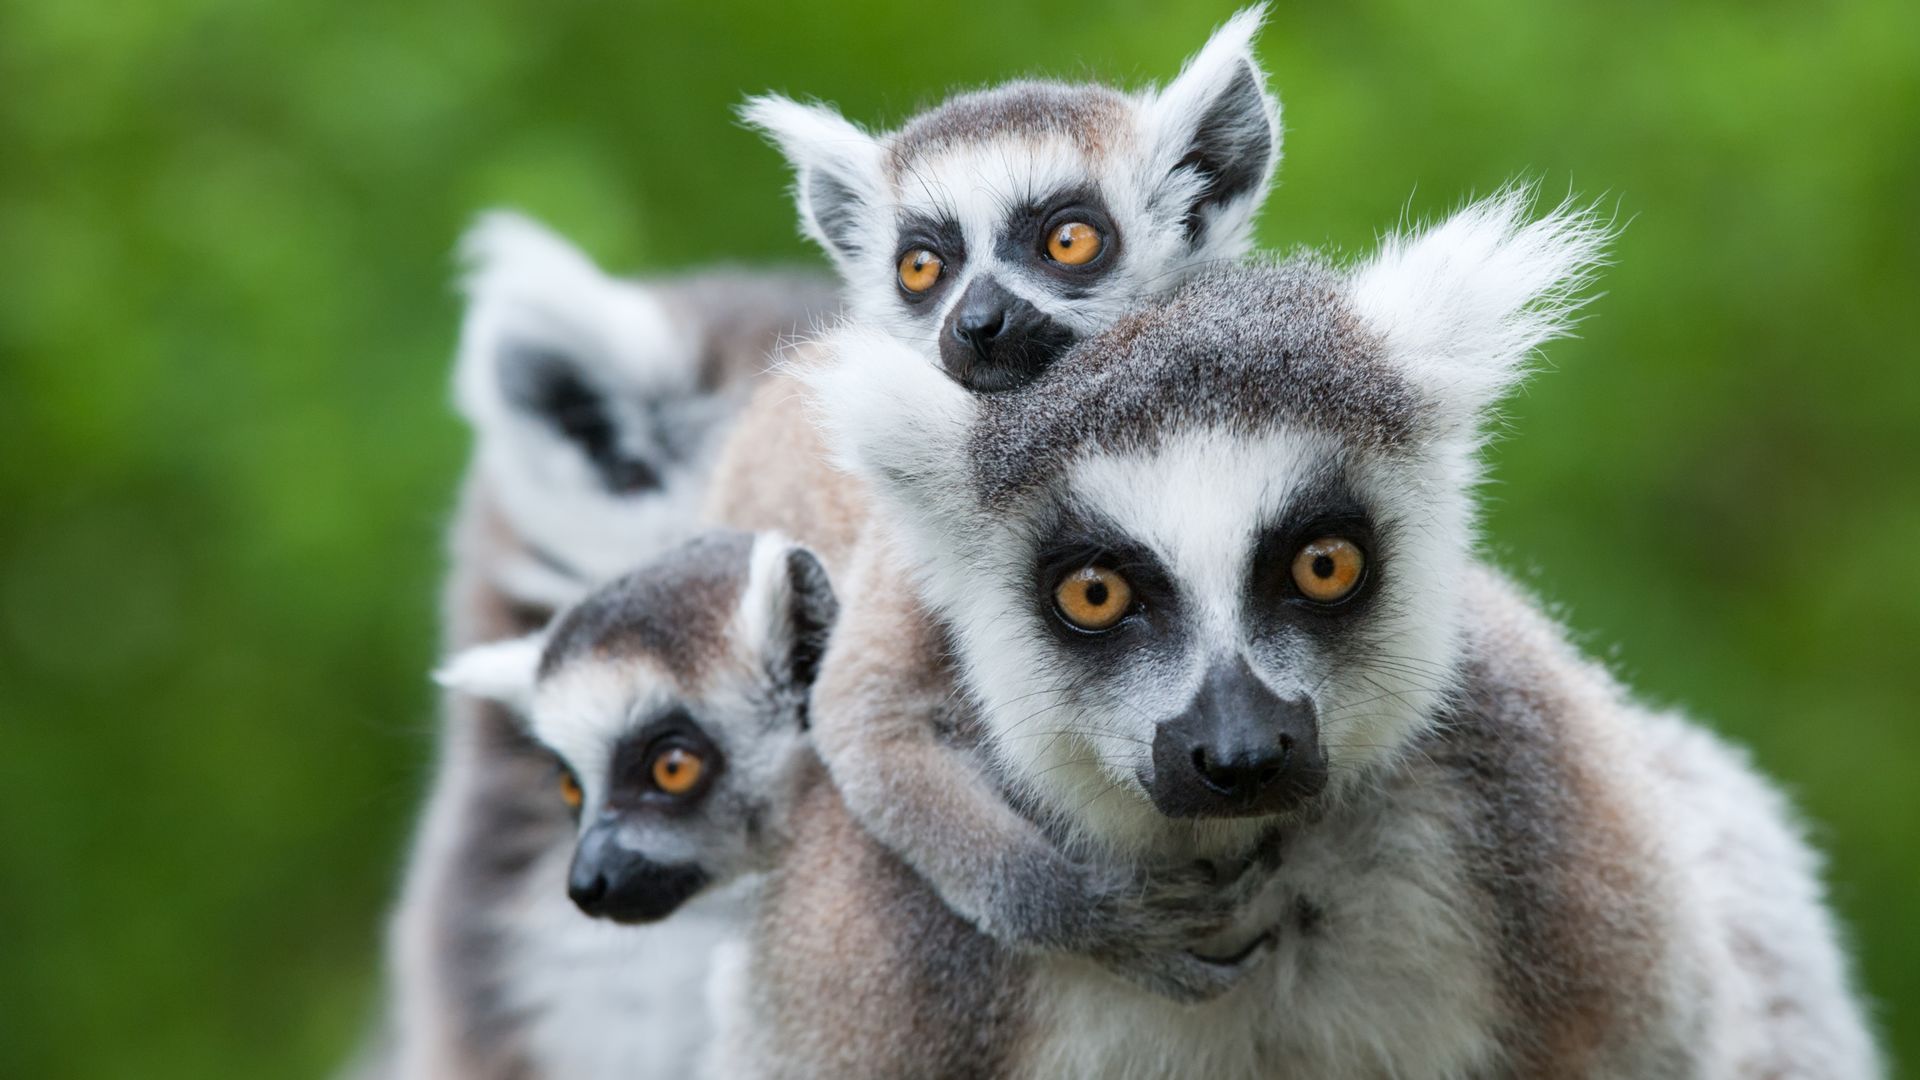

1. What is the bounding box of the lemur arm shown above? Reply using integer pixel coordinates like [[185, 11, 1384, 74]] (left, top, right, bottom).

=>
[[807, 539, 1262, 1001]]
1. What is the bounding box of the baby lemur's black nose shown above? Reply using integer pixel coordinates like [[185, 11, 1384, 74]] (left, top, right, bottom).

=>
[[938, 275, 1075, 394], [568, 820, 710, 923], [953, 307, 1006, 356], [1147, 657, 1328, 819]]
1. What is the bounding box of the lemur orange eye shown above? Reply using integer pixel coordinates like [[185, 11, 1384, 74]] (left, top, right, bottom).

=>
[[1046, 221, 1103, 266], [1054, 566, 1133, 631], [1291, 538, 1366, 604], [558, 770, 583, 811], [898, 248, 943, 293], [650, 746, 706, 796]]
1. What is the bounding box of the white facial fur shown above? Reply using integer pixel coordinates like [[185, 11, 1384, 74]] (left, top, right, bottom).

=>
[[810, 190, 1611, 857], [453, 212, 719, 607], [741, 6, 1280, 368]]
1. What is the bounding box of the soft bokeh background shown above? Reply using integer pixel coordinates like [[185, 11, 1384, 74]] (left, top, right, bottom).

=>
[[2, 0, 1914, 1074]]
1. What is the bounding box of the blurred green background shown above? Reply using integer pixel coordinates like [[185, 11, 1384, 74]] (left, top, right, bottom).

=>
[[2, 0, 1914, 1074]]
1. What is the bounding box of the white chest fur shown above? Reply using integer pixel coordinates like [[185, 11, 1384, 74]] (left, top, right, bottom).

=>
[[502, 847, 749, 1079]]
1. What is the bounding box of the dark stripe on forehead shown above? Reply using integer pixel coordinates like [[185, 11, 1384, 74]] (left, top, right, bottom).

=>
[[968, 259, 1423, 509], [540, 530, 756, 682], [888, 81, 1130, 173]]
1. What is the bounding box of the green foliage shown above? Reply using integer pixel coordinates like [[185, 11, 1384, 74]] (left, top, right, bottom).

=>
[[2, 0, 1914, 1073]]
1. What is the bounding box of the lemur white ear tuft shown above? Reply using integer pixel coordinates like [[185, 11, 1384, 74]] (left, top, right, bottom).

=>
[[1145, 5, 1281, 253], [435, 634, 546, 714], [739, 95, 887, 272], [801, 326, 980, 529], [1349, 185, 1615, 437]]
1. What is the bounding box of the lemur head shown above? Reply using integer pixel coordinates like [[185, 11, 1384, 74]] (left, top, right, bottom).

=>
[[743, 7, 1280, 394], [813, 190, 1608, 855], [450, 213, 732, 605], [438, 530, 838, 922]]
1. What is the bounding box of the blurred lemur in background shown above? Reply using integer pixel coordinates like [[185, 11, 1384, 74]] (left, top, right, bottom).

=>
[[361, 8, 1284, 1077]]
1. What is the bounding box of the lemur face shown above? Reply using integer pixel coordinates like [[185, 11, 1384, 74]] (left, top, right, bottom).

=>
[[815, 191, 1608, 847], [438, 531, 837, 922], [744, 7, 1280, 394]]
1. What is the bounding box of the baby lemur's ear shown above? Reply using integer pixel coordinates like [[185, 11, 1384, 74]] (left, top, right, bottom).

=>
[[739, 534, 839, 715], [435, 633, 546, 714], [739, 95, 887, 274], [1144, 5, 1281, 253], [454, 212, 690, 496]]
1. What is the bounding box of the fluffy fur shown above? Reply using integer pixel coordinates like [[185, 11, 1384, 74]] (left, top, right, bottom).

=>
[[714, 193, 1882, 1077]]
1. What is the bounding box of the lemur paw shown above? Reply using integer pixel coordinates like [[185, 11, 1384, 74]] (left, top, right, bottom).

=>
[[1100, 938, 1272, 1004], [1078, 852, 1277, 1002]]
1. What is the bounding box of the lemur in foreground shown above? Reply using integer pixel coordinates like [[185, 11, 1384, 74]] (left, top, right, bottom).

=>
[[367, 9, 1285, 1077], [701, 193, 1882, 1077]]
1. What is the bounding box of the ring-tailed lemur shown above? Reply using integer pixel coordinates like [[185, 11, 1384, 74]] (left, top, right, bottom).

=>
[[742, 5, 1279, 392], [410, 531, 829, 1077], [708, 191, 1883, 1078], [434, 531, 834, 929], [366, 10, 1287, 1076]]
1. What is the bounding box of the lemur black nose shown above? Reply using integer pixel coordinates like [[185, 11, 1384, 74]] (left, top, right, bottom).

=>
[[567, 867, 610, 909], [937, 275, 1075, 394], [1145, 657, 1328, 819], [568, 820, 711, 923], [952, 307, 1007, 358], [1191, 737, 1292, 801]]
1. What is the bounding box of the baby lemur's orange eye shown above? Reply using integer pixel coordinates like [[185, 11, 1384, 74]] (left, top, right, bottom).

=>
[[1054, 565, 1133, 632], [558, 770, 583, 811], [1291, 537, 1366, 604], [898, 249, 943, 293], [1046, 221, 1102, 266], [650, 746, 706, 796]]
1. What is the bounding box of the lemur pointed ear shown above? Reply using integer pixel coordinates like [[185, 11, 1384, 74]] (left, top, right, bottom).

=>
[[779, 545, 838, 699], [1146, 5, 1281, 252], [739, 535, 839, 717], [454, 211, 686, 495], [802, 326, 980, 532], [1349, 186, 1615, 437], [435, 633, 546, 714], [739, 95, 887, 272]]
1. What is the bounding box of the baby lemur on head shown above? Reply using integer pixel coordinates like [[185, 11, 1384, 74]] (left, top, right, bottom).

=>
[[742, 5, 1279, 393], [711, 192, 1882, 1077]]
